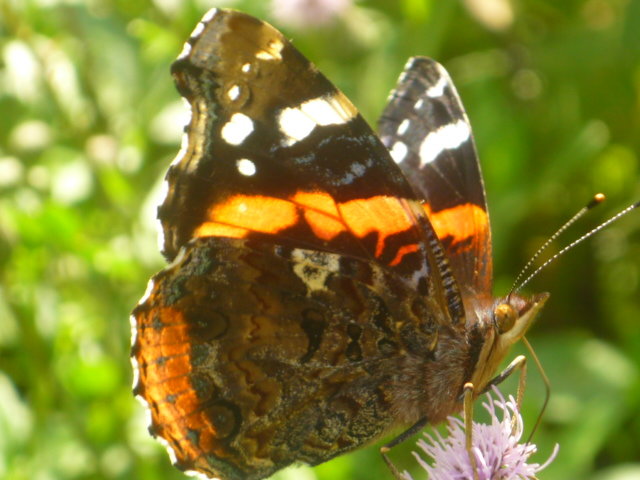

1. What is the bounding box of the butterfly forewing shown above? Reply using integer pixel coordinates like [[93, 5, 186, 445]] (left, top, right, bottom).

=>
[[378, 57, 493, 297], [159, 9, 441, 292]]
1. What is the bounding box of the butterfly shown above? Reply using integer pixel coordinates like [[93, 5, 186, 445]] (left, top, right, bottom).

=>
[[131, 8, 548, 480]]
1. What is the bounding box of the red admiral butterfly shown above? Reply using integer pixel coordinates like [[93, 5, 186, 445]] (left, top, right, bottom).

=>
[[131, 8, 548, 479]]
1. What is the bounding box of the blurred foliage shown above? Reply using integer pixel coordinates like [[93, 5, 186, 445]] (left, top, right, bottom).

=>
[[1, 0, 639, 479]]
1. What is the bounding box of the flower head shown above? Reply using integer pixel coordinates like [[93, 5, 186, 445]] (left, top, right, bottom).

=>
[[403, 388, 558, 480]]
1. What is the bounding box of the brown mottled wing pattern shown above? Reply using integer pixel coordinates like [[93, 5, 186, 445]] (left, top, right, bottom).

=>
[[132, 237, 451, 480]]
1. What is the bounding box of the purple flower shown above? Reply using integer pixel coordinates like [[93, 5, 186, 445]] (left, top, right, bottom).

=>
[[403, 388, 558, 480], [270, 0, 351, 28]]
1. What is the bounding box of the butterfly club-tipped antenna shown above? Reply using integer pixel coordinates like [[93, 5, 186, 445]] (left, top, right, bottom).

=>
[[512, 195, 640, 295], [507, 193, 606, 302]]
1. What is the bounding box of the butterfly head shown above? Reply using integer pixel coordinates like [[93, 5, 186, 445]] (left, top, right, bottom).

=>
[[470, 292, 549, 393]]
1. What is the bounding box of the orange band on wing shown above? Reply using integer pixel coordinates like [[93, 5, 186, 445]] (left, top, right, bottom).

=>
[[194, 223, 249, 238], [423, 202, 488, 250], [293, 192, 418, 252], [292, 191, 344, 240], [339, 196, 415, 257], [195, 195, 299, 238], [388, 243, 420, 266], [194, 191, 421, 264]]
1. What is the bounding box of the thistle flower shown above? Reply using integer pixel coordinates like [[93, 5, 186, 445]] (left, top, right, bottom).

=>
[[403, 388, 558, 480]]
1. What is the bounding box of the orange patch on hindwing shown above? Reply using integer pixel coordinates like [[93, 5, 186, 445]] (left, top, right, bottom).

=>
[[134, 304, 216, 461]]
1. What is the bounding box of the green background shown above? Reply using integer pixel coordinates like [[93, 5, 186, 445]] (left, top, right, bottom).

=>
[[1, 0, 639, 479]]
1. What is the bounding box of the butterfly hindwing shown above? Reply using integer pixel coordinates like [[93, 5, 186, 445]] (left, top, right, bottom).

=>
[[378, 57, 493, 297], [132, 236, 448, 480]]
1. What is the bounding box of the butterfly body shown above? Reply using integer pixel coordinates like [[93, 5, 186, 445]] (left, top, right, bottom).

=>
[[131, 9, 547, 480]]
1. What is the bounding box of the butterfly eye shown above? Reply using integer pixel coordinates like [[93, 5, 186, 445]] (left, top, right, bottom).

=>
[[494, 303, 517, 333]]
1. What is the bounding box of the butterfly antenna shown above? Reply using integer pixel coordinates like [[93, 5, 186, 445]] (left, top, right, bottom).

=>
[[514, 199, 640, 294], [508, 194, 606, 299]]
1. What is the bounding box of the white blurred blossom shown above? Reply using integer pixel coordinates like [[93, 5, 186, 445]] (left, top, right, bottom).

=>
[[270, 0, 351, 28]]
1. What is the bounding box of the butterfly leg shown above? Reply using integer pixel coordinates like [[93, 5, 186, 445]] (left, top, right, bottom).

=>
[[463, 382, 480, 480], [480, 354, 528, 409], [464, 355, 528, 480], [379, 417, 428, 480], [490, 339, 552, 441], [480, 354, 529, 439]]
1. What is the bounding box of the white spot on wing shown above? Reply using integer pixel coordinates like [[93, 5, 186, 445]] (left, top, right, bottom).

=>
[[227, 85, 240, 101], [201, 8, 218, 24], [256, 39, 284, 61], [171, 98, 200, 173], [301, 95, 354, 125], [177, 42, 191, 59], [279, 107, 316, 145], [236, 158, 256, 176], [136, 278, 156, 307], [131, 353, 147, 407], [159, 435, 179, 466], [168, 98, 194, 168], [397, 119, 410, 135], [278, 93, 356, 146], [426, 73, 449, 98], [418, 119, 471, 167], [183, 469, 211, 479], [301, 98, 343, 125], [190, 20, 206, 39], [156, 204, 167, 253], [242, 63, 251, 73], [390, 141, 408, 164], [414, 98, 424, 110], [178, 9, 219, 59], [221, 113, 254, 145], [130, 334, 140, 379]]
